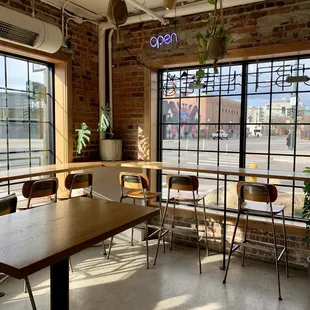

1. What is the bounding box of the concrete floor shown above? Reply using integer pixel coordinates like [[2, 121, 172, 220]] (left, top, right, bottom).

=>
[[0, 241, 309, 310]]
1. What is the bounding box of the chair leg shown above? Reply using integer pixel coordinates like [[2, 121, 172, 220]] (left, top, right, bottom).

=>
[[25, 277, 37, 310], [153, 200, 169, 266], [107, 236, 114, 260], [131, 228, 134, 246], [193, 200, 202, 274], [271, 212, 282, 301], [282, 210, 289, 278], [69, 258, 73, 273], [170, 199, 176, 251], [102, 241, 107, 256], [223, 208, 242, 284], [159, 195, 166, 253], [203, 199, 209, 256], [242, 211, 249, 267], [24, 279, 27, 293], [145, 221, 149, 269]]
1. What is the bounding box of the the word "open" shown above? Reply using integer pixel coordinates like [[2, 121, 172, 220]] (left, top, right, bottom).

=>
[[149, 33, 178, 49]]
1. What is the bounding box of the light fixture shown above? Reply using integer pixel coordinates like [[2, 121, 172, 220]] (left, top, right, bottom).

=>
[[286, 76, 310, 83], [163, 0, 177, 10]]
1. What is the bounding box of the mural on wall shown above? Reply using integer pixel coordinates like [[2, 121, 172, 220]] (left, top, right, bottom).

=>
[[163, 100, 198, 140]]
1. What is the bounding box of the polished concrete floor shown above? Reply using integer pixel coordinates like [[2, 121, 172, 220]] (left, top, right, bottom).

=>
[[0, 241, 309, 310]]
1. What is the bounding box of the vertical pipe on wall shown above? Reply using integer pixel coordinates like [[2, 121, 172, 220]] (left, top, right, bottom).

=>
[[98, 23, 108, 141], [108, 29, 114, 130]]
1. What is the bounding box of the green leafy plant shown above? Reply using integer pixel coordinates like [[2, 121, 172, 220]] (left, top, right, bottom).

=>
[[98, 106, 114, 137], [195, 0, 231, 76], [75, 123, 91, 154], [303, 167, 310, 244]]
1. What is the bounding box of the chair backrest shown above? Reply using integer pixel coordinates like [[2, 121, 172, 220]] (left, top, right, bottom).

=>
[[166, 175, 199, 192], [119, 172, 149, 190], [22, 177, 58, 208], [65, 173, 93, 198], [0, 194, 17, 216], [237, 181, 278, 203]]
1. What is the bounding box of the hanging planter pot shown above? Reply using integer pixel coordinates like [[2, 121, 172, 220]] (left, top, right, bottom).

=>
[[208, 36, 227, 73], [163, 0, 177, 9]]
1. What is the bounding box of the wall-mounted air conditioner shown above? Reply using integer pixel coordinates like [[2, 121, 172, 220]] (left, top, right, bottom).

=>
[[0, 6, 62, 53]]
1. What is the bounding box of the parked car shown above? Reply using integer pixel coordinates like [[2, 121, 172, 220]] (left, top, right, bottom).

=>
[[212, 130, 229, 140]]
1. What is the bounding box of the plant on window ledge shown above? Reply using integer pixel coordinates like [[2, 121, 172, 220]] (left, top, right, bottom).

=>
[[196, 0, 231, 74], [302, 166, 310, 273], [76, 123, 91, 155]]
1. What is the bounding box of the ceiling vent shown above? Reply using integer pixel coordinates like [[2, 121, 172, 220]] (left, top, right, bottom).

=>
[[0, 6, 62, 53]]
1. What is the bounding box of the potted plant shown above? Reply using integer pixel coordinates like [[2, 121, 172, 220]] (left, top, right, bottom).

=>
[[75, 105, 122, 161], [189, 68, 206, 90], [196, 0, 230, 74], [302, 166, 310, 275]]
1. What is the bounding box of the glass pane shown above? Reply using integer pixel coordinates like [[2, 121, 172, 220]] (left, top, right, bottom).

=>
[[7, 90, 28, 121], [0, 185, 9, 198], [245, 154, 268, 170], [9, 152, 29, 169], [296, 125, 310, 155], [162, 124, 179, 148], [247, 94, 270, 124], [220, 65, 242, 96], [8, 121, 29, 153], [273, 59, 296, 93], [31, 151, 52, 167], [6, 57, 27, 91], [30, 122, 52, 150], [270, 93, 291, 123], [179, 150, 197, 166], [199, 131, 218, 151], [200, 178, 218, 207], [295, 156, 310, 173], [270, 131, 293, 155], [294, 187, 305, 218], [246, 125, 269, 153], [0, 56, 4, 88], [269, 156, 293, 187], [220, 96, 241, 124], [219, 125, 240, 152], [274, 185, 292, 217], [162, 150, 178, 169], [200, 97, 219, 124], [161, 99, 179, 123], [29, 62, 49, 94], [298, 58, 310, 92], [247, 61, 272, 94]]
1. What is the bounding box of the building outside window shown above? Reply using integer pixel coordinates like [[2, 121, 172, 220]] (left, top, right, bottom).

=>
[[158, 56, 310, 220], [0, 53, 55, 197]]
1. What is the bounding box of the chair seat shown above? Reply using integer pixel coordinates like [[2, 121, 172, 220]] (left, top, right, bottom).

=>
[[125, 190, 161, 199], [241, 201, 285, 214], [168, 192, 206, 202]]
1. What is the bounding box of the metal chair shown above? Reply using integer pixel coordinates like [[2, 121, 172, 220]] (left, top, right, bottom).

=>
[[18, 177, 58, 210], [153, 175, 209, 274], [59, 173, 93, 200], [223, 182, 289, 300], [0, 194, 37, 309], [107, 172, 163, 268]]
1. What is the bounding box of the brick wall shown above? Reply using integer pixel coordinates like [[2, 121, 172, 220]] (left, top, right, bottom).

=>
[[113, 0, 310, 268], [113, 0, 310, 159], [0, 0, 99, 161]]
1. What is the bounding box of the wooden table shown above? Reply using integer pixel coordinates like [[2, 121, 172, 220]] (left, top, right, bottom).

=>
[[0, 198, 159, 310]]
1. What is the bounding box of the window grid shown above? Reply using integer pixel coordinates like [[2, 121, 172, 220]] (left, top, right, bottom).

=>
[[158, 55, 310, 221]]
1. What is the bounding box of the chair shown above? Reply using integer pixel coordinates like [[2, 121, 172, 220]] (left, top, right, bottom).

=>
[[18, 177, 58, 210], [107, 172, 163, 268], [59, 173, 93, 200], [223, 182, 288, 300], [153, 175, 209, 274], [0, 194, 37, 309]]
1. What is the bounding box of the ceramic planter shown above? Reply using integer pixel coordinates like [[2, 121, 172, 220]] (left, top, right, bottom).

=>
[[100, 139, 122, 161]]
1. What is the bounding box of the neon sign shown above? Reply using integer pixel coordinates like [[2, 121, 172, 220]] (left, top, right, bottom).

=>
[[150, 33, 178, 49]]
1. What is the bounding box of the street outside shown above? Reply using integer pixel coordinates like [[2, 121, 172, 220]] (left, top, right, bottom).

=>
[[161, 135, 310, 217]]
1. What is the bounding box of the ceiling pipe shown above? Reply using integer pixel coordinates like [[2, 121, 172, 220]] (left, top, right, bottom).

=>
[[126, 0, 169, 25], [123, 0, 266, 25]]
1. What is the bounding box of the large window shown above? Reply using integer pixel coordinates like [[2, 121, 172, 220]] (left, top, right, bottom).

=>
[[0, 53, 55, 197], [158, 56, 310, 220]]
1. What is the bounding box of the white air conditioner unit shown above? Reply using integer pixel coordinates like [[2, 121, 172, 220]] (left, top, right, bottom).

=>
[[0, 6, 62, 53]]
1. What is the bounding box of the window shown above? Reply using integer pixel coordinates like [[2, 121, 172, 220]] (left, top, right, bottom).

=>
[[0, 53, 55, 197], [158, 56, 310, 220]]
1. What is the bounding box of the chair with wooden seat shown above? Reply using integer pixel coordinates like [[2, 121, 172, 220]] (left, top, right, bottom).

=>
[[0, 194, 37, 309], [223, 182, 288, 300], [59, 173, 93, 200], [153, 175, 209, 274], [18, 177, 58, 210], [107, 172, 163, 265]]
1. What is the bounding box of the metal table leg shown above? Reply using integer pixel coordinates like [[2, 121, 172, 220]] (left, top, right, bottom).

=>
[[50, 258, 69, 310], [220, 174, 227, 271]]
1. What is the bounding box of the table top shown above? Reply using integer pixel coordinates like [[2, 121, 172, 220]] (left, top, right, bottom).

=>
[[0, 162, 103, 183], [0, 198, 159, 279], [102, 161, 310, 182]]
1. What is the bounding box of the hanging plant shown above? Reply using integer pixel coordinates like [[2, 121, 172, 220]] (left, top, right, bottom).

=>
[[196, 0, 231, 74]]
